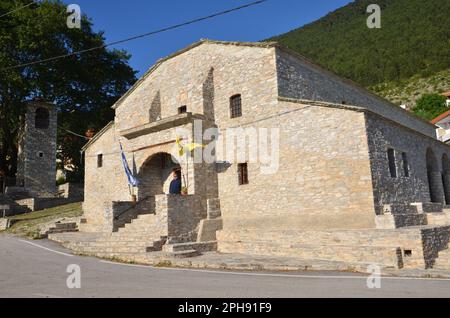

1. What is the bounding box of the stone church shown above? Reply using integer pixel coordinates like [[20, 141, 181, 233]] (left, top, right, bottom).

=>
[[55, 40, 450, 270]]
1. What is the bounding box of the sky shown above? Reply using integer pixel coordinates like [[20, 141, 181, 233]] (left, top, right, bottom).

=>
[[62, 0, 353, 77]]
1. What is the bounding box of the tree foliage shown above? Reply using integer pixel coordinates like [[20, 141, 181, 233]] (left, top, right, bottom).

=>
[[412, 94, 448, 122], [0, 0, 136, 182], [271, 0, 450, 87]]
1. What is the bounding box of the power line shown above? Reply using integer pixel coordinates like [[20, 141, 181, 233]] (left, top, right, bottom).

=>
[[0, 0, 268, 72], [0, 1, 37, 19], [61, 128, 90, 140]]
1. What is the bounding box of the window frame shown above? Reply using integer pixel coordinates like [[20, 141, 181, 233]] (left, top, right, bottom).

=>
[[387, 148, 397, 178], [238, 163, 249, 186], [402, 152, 410, 177], [97, 154, 103, 168], [35, 107, 50, 129], [178, 105, 187, 114], [230, 94, 242, 119]]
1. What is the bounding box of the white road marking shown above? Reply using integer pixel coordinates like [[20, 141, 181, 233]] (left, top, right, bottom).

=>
[[98, 260, 450, 282], [33, 293, 65, 298], [19, 239, 74, 257]]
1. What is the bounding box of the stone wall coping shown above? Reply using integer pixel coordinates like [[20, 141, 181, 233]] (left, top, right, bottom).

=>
[[279, 97, 450, 150], [119, 113, 208, 140]]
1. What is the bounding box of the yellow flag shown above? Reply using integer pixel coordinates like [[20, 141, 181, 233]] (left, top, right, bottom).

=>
[[185, 143, 206, 152], [176, 137, 184, 157], [176, 136, 205, 156]]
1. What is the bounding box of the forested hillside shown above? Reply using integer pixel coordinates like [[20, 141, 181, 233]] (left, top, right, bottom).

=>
[[271, 0, 450, 88]]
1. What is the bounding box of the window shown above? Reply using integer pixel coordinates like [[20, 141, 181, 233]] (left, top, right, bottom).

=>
[[238, 163, 249, 185], [387, 148, 397, 178], [35, 108, 49, 129], [97, 154, 103, 168], [38, 151, 44, 158], [178, 106, 187, 114], [402, 152, 410, 177], [230, 94, 242, 119]]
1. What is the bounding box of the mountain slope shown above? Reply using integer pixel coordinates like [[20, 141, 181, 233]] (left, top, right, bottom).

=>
[[271, 0, 450, 88], [371, 69, 450, 107]]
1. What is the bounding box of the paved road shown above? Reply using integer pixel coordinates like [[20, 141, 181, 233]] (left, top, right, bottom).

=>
[[0, 235, 449, 298]]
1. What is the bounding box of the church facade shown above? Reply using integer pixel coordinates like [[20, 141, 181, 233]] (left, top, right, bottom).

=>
[[76, 40, 450, 269]]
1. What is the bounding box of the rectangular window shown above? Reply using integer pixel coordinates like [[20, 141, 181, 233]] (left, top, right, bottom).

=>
[[230, 94, 242, 119], [178, 105, 187, 114], [97, 154, 103, 168], [387, 148, 397, 178], [402, 152, 410, 177], [238, 163, 249, 185]]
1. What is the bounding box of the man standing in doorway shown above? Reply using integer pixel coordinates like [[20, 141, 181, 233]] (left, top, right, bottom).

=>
[[169, 169, 182, 195]]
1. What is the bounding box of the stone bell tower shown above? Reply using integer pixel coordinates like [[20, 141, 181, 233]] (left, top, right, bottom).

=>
[[16, 100, 57, 198]]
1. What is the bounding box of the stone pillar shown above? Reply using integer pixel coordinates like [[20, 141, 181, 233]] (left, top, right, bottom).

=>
[[428, 171, 445, 204], [442, 173, 450, 205]]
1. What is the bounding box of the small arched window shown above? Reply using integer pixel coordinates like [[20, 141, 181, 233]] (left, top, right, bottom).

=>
[[35, 108, 50, 129]]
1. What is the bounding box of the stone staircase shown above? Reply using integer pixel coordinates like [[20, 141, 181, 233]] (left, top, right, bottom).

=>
[[47, 199, 450, 271], [0, 193, 31, 215], [50, 208, 219, 262], [51, 213, 169, 260], [217, 225, 450, 270]]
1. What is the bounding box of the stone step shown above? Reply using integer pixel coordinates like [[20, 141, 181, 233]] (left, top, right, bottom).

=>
[[80, 252, 153, 264], [55, 222, 77, 229], [163, 241, 217, 253], [218, 229, 425, 248], [163, 250, 201, 259], [146, 239, 167, 252], [70, 245, 150, 254], [70, 240, 156, 248], [427, 212, 450, 226], [115, 228, 160, 234], [106, 234, 164, 241], [48, 232, 101, 243], [218, 240, 410, 269], [47, 228, 79, 235], [433, 250, 450, 270]]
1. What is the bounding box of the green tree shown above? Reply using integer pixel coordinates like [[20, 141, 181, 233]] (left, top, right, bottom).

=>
[[412, 93, 448, 121], [0, 0, 136, 182]]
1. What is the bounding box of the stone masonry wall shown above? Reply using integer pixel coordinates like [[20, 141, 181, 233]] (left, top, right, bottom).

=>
[[275, 48, 436, 138], [365, 112, 450, 213], [217, 99, 376, 240]]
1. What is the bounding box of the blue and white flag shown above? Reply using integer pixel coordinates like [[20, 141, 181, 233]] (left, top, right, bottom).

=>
[[120, 143, 140, 187]]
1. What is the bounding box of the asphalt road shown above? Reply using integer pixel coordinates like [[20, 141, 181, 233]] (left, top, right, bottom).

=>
[[0, 235, 449, 298]]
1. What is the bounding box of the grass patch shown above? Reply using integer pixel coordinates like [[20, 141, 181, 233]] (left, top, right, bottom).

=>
[[3, 202, 82, 239]]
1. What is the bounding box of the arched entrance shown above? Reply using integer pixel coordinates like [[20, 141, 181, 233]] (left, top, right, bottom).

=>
[[442, 154, 450, 205], [426, 148, 444, 203], [137, 153, 181, 203]]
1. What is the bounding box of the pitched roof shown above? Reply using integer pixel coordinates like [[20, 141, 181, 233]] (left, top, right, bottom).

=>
[[109, 39, 434, 130], [431, 110, 450, 125], [111, 39, 277, 110]]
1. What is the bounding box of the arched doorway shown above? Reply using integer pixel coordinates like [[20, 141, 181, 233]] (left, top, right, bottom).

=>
[[137, 153, 181, 201], [426, 148, 444, 203], [442, 154, 450, 205]]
